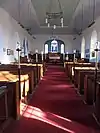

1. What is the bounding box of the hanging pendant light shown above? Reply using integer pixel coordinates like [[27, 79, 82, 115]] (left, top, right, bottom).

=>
[[61, 17, 64, 27], [53, 25, 56, 29], [45, 18, 48, 24], [61, 17, 63, 24]]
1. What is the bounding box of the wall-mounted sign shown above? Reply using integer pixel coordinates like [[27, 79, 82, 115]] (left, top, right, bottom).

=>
[[7, 49, 14, 55], [92, 51, 95, 57]]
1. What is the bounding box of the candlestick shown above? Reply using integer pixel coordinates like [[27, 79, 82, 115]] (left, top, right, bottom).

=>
[[41, 51, 43, 61], [35, 49, 38, 63], [94, 42, 99, 103], [66, 52, 68, 61], [16, 42, 22, 120]]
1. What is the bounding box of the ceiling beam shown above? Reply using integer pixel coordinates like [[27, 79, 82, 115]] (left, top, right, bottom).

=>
[[31, 0, 40, 26], [68, 0, 81, 26]]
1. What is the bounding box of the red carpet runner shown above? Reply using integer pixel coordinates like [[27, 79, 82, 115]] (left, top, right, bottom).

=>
[[4, 65, 100, 133]]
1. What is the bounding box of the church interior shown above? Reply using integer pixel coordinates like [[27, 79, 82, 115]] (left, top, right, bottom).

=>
[[0, 0, 100, 133]]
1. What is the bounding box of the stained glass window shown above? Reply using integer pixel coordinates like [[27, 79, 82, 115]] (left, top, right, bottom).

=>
[[90, 30, 97, 59], [51, 40, 58, 53]]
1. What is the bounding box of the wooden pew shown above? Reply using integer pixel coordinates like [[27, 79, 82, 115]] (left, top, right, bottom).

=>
[[65, 62, 74, 78], [21, 63, 44, 83], [0, 86, 8, 126], [84, 74, 100, 105], [0, 82, 19, 121], [94, 81, 100, 123], [0, 63, 44, 99], [0, 63, 44, 94], [21, 63, 44, 78], [0, 72, 29, 126], [78, 71, 94, 94], [20, 64, 38, 89], [73, 67, 95, 90], [64, 62, 95, 80], [0, 65, 34, 95], [0, 71, 29, 103], [0, 63, 45, 128]]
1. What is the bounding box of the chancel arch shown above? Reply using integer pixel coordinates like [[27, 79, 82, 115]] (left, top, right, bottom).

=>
[[90, 30, 97, 60], [81, 37, 85, 58]]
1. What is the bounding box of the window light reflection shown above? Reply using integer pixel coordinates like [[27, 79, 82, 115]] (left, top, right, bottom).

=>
[[21, 105, 75, 133]]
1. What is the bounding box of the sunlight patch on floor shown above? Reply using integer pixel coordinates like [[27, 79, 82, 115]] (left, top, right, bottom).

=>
[[21, 105, 75, 133]]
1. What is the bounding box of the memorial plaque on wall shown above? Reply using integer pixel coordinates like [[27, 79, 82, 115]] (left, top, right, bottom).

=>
[[92, 51, 95, 57], [7, 49, 14, 55]]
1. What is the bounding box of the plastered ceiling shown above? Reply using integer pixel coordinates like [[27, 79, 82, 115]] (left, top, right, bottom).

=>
[[0, 0, 100, 35]]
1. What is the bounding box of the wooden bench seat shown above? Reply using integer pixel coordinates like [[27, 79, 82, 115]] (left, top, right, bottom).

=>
[[76, 70, 96, 94], [0, 63, 44, 94], [0, 63, 45, 129], [0, 82, 19, 127], [84, 74, 100, 105], [73, 67, 95, 89], [0, 65, 33, 94], [94, 81, 100, 123], [0, 71, 29, 103], [0, 86, 7, 126], [0, 71, 30, 121], [64, 62, 95, 80]]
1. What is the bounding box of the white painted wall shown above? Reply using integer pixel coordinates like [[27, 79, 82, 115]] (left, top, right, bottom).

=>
[[81, 15, 100, 61], [0, 7, 34, 64], [0, 7, 81, 64], [32, 35, 81, 53]]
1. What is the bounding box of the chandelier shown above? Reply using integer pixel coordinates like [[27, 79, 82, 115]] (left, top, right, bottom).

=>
[[45, 0, 64, 29]]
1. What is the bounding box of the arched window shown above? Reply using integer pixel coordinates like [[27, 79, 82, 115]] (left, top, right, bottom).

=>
[[51, 39, 58, 52], [81, 37, 85, 58], [25, 39, 29, 56], [61, 44, 64, 54], [15, 32, 21, 60], [15, 32, 20, 48], [45, 44, 48, 54], [90, 30, 97, 59]]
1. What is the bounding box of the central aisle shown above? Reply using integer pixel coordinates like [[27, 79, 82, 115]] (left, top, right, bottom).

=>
[[4, 65, 100, 133]]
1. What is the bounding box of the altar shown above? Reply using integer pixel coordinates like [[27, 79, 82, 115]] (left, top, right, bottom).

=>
[[48, 52, 63, 64], [44, 39, 65, 64], [49, 53, 60, 60]]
